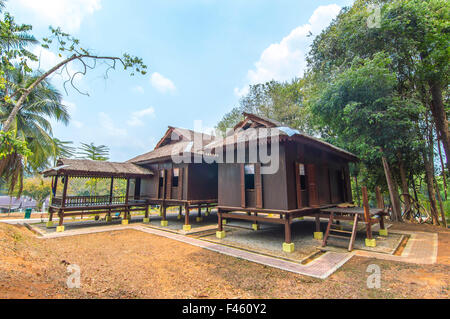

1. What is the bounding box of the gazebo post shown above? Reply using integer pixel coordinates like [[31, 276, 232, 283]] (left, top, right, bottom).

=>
[[196, 205, 202, 222], [122, 178, 130, 225], [183, 203, 190, 231], [47, 176, 58, 228], [57, 175, 69, 232], [106, 177, 114, 222], [204, 204, 210, 216]]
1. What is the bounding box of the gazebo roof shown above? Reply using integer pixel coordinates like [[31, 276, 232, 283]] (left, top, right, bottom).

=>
[[42, 158, 154, 178]]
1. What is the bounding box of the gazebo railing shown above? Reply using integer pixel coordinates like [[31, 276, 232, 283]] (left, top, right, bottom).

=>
[[51, 195, 129, 208]]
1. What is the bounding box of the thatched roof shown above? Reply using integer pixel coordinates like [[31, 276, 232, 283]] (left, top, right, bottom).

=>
[[42, 159, 154, 178]]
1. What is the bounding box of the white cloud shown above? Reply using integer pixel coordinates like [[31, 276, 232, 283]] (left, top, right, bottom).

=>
[[150, 72, 176, 94], [15, 0, 102, 32], [235, 4, 341, 96], [127, 107, 156, 127], [99, 112, 127, 137]]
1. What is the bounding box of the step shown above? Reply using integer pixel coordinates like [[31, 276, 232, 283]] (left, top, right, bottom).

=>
[[329, 229, 352, 234], [328, 234, 351, 240]]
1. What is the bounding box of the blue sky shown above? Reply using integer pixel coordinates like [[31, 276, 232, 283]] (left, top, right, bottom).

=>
[[8, 0, 353, 162]]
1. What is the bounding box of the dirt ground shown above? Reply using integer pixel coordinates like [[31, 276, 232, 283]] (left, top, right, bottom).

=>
[[0, 222, 448, 299]]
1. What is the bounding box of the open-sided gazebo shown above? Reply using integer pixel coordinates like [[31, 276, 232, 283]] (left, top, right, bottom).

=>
[[42, 159, 153, 232]]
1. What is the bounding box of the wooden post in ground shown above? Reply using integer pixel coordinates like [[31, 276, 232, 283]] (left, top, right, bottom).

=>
[[282, 214, 294, 252], [107, 177, 114, 222], [314, 213, 323, 240], [57, 175, 69, 232], [216, 208, 225, 239], [161, 204, 168, 227], [376, 186, 387, 236], [196, 205, 202, 222], [122, 178, 130, 224], [183, 203, 190, 231], [177, 205, 182, 220]]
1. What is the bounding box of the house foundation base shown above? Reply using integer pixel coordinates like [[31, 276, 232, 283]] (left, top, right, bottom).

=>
[[282, 242, 295, 253]]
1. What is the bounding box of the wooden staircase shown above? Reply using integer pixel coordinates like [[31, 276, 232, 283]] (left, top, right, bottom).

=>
[[322, 212, 359, 251]]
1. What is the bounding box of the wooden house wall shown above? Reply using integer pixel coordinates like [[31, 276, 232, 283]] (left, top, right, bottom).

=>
[[137, 161, 217, 201], [187, 163, 218, 200], [218, 140, 353, 211], [284, 141, 352, 210], [217, 144, 289, 210]]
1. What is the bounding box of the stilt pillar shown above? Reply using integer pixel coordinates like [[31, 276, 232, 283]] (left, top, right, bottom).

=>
[[216, 209, 225, 239], [196, 205, 203, 222], [161, 205, 168, 226], [283, 215, 294, 252]]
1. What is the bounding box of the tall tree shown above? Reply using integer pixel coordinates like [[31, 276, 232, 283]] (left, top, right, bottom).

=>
[[217, 79, 313, 134], [78, 142, 109, 161]]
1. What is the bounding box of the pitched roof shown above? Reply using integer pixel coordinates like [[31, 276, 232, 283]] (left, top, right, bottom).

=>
[[154, 126, 214, 149], [42, 158, 154, 178], [233, 112, 282, 130], [127, 126, 215, 164], [206, 113, 358, 162]]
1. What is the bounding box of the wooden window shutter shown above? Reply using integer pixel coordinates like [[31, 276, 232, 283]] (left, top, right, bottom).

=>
[[166, 169, 172, 199], [178, 167, 183, 200], [306, 164, 318, 207], [255, 163, 263, 208], [295, 162, 302, 208], [240, 164, 246, 208]]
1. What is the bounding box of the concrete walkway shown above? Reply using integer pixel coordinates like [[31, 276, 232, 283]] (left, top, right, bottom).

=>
[[354, 230, 438, 264]]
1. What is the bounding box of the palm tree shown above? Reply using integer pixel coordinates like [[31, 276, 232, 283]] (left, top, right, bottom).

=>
[[0, 69, 70, 193]]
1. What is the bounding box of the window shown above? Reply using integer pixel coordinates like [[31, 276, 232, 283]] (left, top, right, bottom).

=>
[[298, 164, 307, 190], [172, 168, 179, 187], [244, 164, 255, 190], [159, 170, 165, 187]]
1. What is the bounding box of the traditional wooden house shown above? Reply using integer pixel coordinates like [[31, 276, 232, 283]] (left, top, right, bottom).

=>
[[205, 113, 387, 252], [126, 126, 218, 231]]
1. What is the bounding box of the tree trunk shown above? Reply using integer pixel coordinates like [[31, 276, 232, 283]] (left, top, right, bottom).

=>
[[423, 151, 440, 225], [398, 156, 411, 216], [438, 139, 447, 200], [434, 176, 447, 228], [429, 81, 450, 170], [381, 155, 402, 222]]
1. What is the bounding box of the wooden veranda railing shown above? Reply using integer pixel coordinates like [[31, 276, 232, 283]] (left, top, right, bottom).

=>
[[51, 195, 129, 208]]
